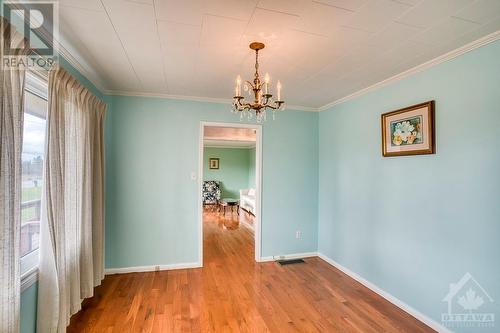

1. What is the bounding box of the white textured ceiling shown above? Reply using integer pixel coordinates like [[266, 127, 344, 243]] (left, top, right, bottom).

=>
[[57, 0, 500, 108], [204, 126, 256, 148], [204, 126, 256, 141]]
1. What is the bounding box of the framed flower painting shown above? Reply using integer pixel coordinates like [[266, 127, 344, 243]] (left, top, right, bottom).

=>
[[381, 101, 435, 157]]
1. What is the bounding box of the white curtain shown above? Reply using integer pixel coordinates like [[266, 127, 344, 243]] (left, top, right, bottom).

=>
[[0, 17, 29, 333], [37, 66, 107, 333]]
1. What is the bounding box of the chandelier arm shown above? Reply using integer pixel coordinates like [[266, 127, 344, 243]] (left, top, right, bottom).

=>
[[245, 80, 255, 90], [261, 96, 269, 106], [263, 94, 273, 104], [240, 101, 252, 109]]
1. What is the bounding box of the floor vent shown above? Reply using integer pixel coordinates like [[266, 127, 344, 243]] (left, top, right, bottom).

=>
[[277, 259, 305, 265]]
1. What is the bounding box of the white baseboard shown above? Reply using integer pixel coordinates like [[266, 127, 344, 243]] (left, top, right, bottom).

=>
[[105, 262, 201, 275], [258, 251, 318, 262], [317, 253, 451, 333]]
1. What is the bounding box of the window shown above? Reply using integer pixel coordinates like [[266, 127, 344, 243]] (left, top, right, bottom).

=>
[[20, 71, 48, 284]]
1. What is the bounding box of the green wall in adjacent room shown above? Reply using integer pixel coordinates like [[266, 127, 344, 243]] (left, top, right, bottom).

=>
[[318, 39, 500, 332], [203, 147, 254, 198], [248, 147, 256, 189]]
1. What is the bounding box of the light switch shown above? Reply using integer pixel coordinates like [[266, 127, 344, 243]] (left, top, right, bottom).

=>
[[190, 172, 197, 181]]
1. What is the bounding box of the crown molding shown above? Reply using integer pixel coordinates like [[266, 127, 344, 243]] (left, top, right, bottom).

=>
[[55, 38, 108, 93], [105, 89, 319, 112], [105, 89, 232, 104], [318, 29, 500, 111]]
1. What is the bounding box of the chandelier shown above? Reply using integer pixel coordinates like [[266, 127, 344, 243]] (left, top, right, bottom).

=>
[[231, 42, 285, 122]]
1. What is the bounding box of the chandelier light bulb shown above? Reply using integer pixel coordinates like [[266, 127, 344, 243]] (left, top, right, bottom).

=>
[[264, 73, 270, 94], [235, 75, 242, 96]]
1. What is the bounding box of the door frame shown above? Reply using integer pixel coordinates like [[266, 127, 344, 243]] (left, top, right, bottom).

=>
[[198, 121, 263, 265]]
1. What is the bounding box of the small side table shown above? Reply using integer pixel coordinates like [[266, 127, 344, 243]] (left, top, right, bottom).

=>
[[219, 198, 240, 215]]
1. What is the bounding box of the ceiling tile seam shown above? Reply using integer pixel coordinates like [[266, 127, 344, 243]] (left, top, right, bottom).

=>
[[407, 3, 486, 37], [311, 1, 355, 13], [338, 24, 373, 34], [380, 0, 425, 30], [393, 19, 426, 29], [155, 18, 201, 27], [390, 0, 415, 8], [239, 4, 258, 44], [193, 12, 206, 77], [297, 47, 371, 97], [99, 0, 144, 89], [122, 0, 151, 6], [59, 4, 104, 12], [341, 1, 417, 35], [203, 13, 247, 23], [152, 0, 170, 92], [289, 28, 329, 38], [393, 20, 426, 30], [253, 7, 300, 18], [406, 14, 485, 46], [450, 16, 482, 25]]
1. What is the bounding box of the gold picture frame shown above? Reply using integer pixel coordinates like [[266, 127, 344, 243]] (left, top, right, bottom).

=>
[[209, 158, 219, 169], [381, 101, 435, 157]]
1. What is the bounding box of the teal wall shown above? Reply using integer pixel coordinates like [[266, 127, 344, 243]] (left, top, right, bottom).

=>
[[105, 97, 319, 268], [248, 147, 256, 188], [203, 147, 253, 198], [20, 283, 37, 333], [318, 40, 500, 331]]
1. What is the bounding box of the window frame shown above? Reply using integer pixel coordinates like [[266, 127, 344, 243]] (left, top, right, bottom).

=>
[[20, 70, 48, 292]]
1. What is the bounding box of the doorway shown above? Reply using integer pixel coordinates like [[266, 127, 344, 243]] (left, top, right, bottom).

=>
[[198, 122, 262, 265]]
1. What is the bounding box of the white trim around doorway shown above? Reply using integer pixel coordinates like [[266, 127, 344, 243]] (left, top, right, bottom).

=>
[[198, 121, 263, 265]]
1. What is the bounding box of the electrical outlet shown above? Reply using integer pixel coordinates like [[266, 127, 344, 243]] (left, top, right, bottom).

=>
[[155, 265, 160, 271], [296, 230, 301, 239]]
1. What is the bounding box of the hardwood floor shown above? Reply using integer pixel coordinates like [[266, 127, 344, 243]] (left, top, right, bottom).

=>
[[67, 208, 434, 332]]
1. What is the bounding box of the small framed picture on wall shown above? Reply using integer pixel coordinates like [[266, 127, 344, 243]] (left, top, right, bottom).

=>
[[209, 158, 219, 169], [381, 100, 435, 157]]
